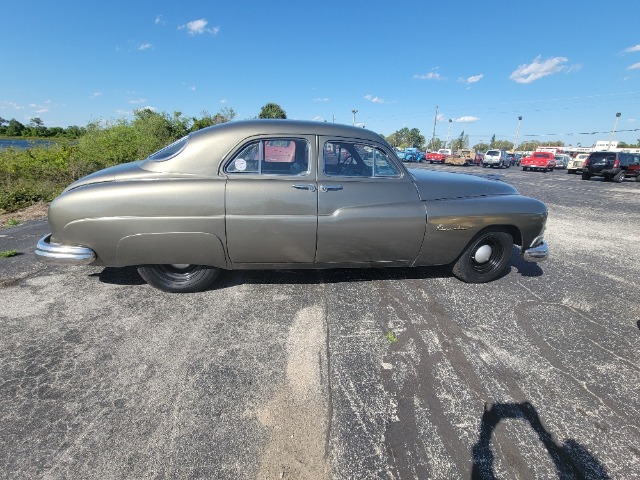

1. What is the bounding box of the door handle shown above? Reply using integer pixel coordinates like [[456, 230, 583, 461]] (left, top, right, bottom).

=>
[[320, 184, 343, 192], [292, 184, 317, 192]]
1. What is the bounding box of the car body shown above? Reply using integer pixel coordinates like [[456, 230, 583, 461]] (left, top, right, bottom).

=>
[[553, 154, 571, 169], [446, 149, 475, 166], [35, 120, 548, 292], [581, 151, 640, 183], [506, 153, 519, 166], [521, 152, 556, 172], [567, 153, 589, 174], [400, 147, 425, 163], [474, 153, 484, 165], [425, 151, 447, 163], [482, 149, 510, 169]]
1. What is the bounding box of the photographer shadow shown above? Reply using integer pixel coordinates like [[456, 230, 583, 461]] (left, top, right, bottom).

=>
[[472, 402, 610, 479]]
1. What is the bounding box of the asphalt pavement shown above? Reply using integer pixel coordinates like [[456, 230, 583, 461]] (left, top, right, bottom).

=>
[[0, 164, 638, 479]]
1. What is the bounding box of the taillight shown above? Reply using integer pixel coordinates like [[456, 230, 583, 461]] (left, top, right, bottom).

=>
[[613, 159, 619, 168]]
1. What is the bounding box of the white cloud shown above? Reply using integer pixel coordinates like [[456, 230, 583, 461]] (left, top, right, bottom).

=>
[[220, 99, 228, 104], [90, 92, 102, 98], [155, 15, 165, 25], [510, 55, 570, 83], [129, 98, 147, 104], [454, 116, 479, 123], [138, 43, 152, 51], [624, 44, 640, 53], [364, 94, 385, 103], [628, 62, 640, 70], [313, 97, 330, 102], [414, 71, 445, 81], [466, 74, 484, 84], [180, 18, 220, 36]]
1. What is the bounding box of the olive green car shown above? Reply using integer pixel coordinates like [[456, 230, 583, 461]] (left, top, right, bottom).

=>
[[35, 120, 548, 292]]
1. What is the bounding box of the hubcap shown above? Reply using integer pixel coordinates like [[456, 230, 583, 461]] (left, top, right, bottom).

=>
[[474, 244, 492, 264]]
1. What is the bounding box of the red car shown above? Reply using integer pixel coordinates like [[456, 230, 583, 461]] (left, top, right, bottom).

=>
[[425, 151, 446, 164], [521, 152, 556, 172]]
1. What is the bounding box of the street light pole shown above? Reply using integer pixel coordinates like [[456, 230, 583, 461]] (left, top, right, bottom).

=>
[[352, 109, 358, 126], [445, 119, 452, 148], [431, 105, 438, 149], [608, 112, 621, 149], [513, 116, 522, 152]]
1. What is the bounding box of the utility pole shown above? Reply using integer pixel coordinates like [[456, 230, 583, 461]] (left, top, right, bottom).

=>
[[608, 112, 621, 149], [431, 105, 438, 149], [352, 109, 358, 126]]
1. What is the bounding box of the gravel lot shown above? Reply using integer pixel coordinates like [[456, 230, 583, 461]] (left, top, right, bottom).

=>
[[1, 164, 638, 479]]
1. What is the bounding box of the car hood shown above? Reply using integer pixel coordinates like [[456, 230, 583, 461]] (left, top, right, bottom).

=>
[[408, 169, 518, 200], [62, 161, 179, 193]]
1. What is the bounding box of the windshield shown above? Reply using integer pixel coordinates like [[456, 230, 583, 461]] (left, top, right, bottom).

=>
[[147, 136, 189, 162]]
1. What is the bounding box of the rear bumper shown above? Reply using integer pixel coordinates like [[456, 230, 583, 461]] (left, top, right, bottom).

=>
[[35, 234, 96, 266], [522, 238, 548, 262]]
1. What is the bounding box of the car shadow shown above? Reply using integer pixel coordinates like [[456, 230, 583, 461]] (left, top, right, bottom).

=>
[[471, 401, 610, 479], [92, 251, 544, 291]]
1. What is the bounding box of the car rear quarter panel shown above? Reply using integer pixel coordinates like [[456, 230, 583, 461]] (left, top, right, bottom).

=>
[[415, 195, 547, 266], [48, 178, 228, 267]]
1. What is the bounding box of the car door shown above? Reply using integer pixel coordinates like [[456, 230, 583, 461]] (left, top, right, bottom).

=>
[[315, 137, 426, 265], [224, 136, 318, 264]]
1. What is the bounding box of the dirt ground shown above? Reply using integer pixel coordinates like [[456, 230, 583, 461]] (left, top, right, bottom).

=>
[[0, 202, 49, 228]]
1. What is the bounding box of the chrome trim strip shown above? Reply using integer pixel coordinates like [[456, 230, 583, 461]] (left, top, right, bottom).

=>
[[35, 234, 96, 266]]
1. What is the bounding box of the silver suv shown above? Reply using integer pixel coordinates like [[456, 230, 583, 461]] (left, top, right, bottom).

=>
[[482, 149, 510, 168]]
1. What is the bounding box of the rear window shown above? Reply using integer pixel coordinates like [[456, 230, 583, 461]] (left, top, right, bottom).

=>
[[486, 150, 499, 156], [587, 152, 616, 163], [147, 136, 189, 161]]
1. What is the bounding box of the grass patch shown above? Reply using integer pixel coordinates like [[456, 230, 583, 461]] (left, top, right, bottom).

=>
[[385, 330, 398, 343], [0, 249, 19, 258], [6, 218, 21, 227]]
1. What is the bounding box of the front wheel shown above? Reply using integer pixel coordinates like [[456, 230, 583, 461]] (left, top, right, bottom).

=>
[[451, 231, 513, 283], [581, 172, 591, 180], [137, 264, 221, 293]]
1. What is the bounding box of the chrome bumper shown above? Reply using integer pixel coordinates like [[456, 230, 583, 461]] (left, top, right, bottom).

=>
[[522, 239, 549, 262], [35, 234, 96, 266]]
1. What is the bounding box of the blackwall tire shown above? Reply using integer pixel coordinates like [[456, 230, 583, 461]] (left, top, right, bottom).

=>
[[451, 231, 513, 283], [137, 264, 221, 293], [614, 171, 625, 183]]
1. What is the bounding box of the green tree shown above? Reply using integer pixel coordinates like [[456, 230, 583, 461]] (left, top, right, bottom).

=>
[[473, 142, 490, 152], [5, 119, 25, 137], [259, 103, 287, 119], [450, 131, 469, 151], [385, 127, 426, 149]]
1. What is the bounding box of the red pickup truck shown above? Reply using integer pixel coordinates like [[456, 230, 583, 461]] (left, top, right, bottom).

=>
[[521, 152, 556, 172], [425, 151, 447, 164]]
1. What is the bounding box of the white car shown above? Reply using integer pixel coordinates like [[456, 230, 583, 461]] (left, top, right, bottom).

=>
[[567, 153, 589, 174], [554, 154, 571, 169]]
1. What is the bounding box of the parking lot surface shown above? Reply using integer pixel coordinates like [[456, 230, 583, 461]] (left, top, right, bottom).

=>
[[1, 164, 639, 479]]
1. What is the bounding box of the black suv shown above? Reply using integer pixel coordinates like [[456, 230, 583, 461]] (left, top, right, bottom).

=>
[[581, 151, 640, 183]]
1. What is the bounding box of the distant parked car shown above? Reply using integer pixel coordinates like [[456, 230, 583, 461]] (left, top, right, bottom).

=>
[[521, 152, 556, 172], [554, 154, 571, 169], [581, 151, 640, 182], [482, 149, 510, 169], [473, 153, 484, 165], [506, 153, 520, 166], [34, 120, 549, 292], [425, 151, 447, 163], [566, 153, 589, 174]]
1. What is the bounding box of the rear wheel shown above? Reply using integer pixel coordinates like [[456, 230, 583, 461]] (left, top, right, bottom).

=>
[[581, 172, 591, 180], [137, 264, 221, 293], [614, 170, 626, 183], [451, 231, 513, 283]]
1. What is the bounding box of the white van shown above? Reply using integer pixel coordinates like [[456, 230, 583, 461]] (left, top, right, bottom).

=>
[[482, 149, 509, 168], [438, 148, 453, 157]]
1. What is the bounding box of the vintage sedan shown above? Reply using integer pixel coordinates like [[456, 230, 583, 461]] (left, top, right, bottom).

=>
[[35, 120, 548, 292]]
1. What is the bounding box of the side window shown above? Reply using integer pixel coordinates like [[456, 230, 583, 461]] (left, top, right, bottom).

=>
[[225, 139, 309, 175], [323, 141, 400, 177]]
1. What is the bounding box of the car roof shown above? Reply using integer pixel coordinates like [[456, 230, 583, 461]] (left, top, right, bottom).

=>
[[143, 119, 391, 175]]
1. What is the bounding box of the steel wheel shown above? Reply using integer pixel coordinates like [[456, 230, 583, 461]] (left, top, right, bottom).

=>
[[452, 231, 513, 283], [137, 264, 221, 293]]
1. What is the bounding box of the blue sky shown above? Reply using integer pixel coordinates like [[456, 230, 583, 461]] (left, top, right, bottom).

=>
[[2, 0, 640, 147]]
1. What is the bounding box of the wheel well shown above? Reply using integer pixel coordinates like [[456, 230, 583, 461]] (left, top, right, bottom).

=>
[[475, 225, 522, 247]]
